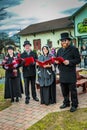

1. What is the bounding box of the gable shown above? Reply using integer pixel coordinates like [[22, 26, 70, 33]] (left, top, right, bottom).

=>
[[75, 6, 87, 37], [71, 3, 87, 37]]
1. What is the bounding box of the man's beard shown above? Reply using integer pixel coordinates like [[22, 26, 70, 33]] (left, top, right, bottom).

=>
[[61, 43, 69, 48]]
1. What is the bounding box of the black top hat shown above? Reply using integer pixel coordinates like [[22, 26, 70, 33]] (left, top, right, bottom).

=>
[[23, 40, 31, 47], [60, 32, 71, 41], [7, 46, 14, 51]]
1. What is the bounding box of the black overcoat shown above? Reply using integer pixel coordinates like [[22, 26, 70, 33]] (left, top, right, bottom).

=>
[[21, 50, 38, 77], [57, 45, 81, 83], [3, 54, 23, 99]]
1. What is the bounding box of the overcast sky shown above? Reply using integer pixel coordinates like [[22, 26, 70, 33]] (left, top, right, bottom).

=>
[[0, 0, 87, 36]]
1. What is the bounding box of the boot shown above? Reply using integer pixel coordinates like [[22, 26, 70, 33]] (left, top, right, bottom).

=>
[[16, 97, 19, 102]]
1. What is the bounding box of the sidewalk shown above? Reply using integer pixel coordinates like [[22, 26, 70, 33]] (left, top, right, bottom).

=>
[[0, 84, 87, 130]]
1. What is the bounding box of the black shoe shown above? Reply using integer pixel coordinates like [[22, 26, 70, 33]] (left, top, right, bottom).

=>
[[11, 98, 14, 102], [50, 100, 56, 104], [33, 97, 39, 102], [60, 104, 70, 109], [25, 99, 29, 104], [41, 101, 44, 104], [45, 103, 49, 106], [20, 95, 22, 98], [70, 106, 77, 112], [16, 97, 19, 102]]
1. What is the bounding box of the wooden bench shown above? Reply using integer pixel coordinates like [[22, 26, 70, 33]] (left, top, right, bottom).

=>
[[76, 71, 83, 80], [76, 70, 87, 94], [79, 74, 87, 79], [76, 79, 87, 94]]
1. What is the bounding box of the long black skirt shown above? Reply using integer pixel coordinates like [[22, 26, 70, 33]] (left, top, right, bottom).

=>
[[40, 77, 56, 105], [4, 77, 22, 99]]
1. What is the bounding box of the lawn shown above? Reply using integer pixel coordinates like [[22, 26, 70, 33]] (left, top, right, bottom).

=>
[[27, 108, 87, 130], [27, 69, 87, 130], [0, 67, 5, 79], [0, 83, 11, 111], [0, 67, 11, 111]]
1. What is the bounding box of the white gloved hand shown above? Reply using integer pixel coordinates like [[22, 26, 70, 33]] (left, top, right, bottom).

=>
[[4, 65, 9, 69], [13, 64, 18, 68]]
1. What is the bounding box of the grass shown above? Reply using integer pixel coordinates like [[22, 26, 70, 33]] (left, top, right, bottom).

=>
[[0, 84, 11, 111], [27, 108, 87, 130], [27, 70, 87, 130], [0, 67, 5, 79], [0, 67, 11, 110], [80, 70, 87, 75]]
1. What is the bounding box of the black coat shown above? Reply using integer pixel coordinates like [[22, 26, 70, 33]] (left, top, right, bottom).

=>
[[57, 45, 81, 83], [21, 50, 38, 77], [3, 54, 22, 99], [3, 55, 21, 78]]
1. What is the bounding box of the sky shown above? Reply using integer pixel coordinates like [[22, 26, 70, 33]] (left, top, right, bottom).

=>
[[0, 0, 87, 36]]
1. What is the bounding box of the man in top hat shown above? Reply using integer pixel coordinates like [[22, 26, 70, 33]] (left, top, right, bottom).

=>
[[56, 32, 81, 112], [21, 40, 39, 104]]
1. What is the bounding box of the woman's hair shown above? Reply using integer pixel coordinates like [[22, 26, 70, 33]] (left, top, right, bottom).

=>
[[42, 45, 49, 55]]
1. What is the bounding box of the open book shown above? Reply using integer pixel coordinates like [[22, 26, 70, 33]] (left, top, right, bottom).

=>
[[36, 57, 64, 67]]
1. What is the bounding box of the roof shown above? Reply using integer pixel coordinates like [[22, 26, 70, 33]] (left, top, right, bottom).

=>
[[71, 3, 87, 18], [19, 16, 73, 35]]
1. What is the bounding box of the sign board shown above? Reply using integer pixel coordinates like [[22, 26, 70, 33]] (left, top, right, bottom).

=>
[[77, 18, 87, 33]]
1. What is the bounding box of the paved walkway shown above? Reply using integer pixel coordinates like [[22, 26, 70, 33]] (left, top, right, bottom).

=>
[[0, 84, 87, 130]]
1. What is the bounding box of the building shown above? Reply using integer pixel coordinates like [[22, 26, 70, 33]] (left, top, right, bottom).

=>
[[71, 3, 87, 49], [19, 3, 87, 52], [19, 16, 74, 52]]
